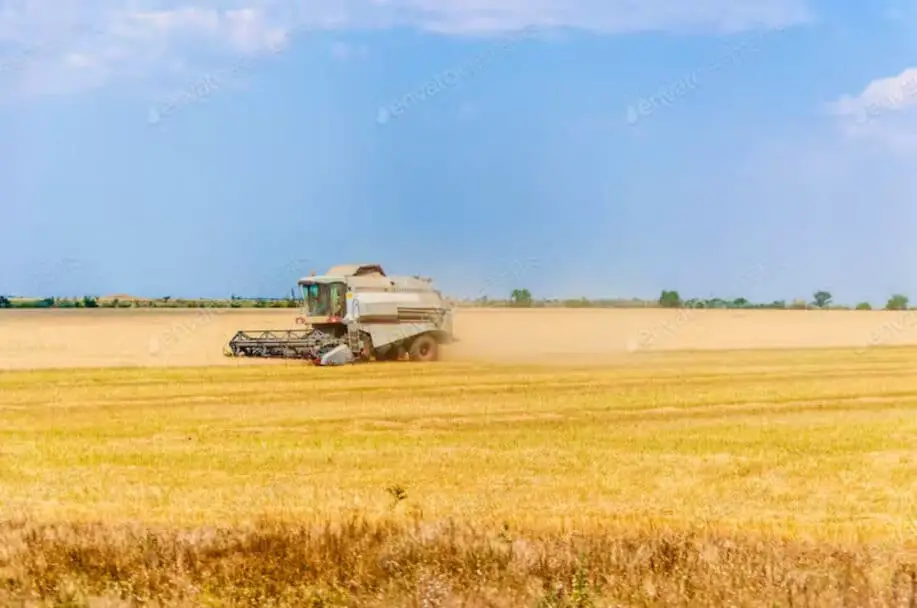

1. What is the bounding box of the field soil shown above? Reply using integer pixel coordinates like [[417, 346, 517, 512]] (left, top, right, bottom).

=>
[[1, 307, 916, 370]]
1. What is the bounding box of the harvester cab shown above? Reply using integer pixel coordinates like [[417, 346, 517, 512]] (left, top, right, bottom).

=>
[[300, 278, 347, 323], [225, 263, 455, 365]]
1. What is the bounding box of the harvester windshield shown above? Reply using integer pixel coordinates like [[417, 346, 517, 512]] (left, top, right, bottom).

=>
[[302, 282, 346, 317]]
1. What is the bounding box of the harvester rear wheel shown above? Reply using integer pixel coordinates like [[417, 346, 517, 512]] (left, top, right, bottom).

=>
[[408, 334, 439, 362]]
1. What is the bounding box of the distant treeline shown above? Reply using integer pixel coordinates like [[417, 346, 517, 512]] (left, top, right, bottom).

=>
[[0, 289, 911, 311], [0, 295, 300, 309], [455, 288, 913, 311]]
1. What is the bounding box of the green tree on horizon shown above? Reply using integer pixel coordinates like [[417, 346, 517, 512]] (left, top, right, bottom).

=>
[[812, 291, 832, 308], [658, 290, 681, 308], [886, 294, 909, 310], [510, 288, 533, 307]]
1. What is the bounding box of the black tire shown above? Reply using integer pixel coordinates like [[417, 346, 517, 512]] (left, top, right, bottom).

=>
[[408, 334, 439, 362], [376, 344, 403, 361]]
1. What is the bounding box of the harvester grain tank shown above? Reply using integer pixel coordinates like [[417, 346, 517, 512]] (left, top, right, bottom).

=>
[[224, 263, 455, 365]]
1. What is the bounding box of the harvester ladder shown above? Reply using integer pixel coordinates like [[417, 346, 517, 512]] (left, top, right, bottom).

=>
[[347, 325, 361, 353]]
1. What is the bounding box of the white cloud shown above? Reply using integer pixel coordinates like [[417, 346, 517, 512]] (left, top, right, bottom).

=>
[[0, 0, 813, 99], [0, 2, 291, 100], [828, 67, 917, 152], [221, 8, 288, 53], [379, 0, 812, 35], [830, 68, 917, 120]]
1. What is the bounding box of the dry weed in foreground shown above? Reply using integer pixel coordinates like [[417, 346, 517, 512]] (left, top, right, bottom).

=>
[[2, 518, 917, 607]]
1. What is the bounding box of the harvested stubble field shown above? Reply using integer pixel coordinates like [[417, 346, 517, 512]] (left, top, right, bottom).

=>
[[3, 309, 917, 605], [2, 307, 917, 369]]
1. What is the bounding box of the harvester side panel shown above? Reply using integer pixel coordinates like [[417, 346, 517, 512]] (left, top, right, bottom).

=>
[[352, 291, 450, 349], [361, 321, 445, 350]]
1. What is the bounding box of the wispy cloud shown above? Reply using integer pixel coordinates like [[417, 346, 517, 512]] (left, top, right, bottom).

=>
[[0, 1, 812, 100], [0, 22, 96, 75], [352, 0, 812, 36], [0, 5, 290, 101]]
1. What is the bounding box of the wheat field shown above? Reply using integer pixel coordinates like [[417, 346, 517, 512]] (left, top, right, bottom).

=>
[[2, 307, 917, 369], [3, 308, 917, 605]]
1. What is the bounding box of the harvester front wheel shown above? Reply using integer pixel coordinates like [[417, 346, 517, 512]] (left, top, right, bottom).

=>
[[408, 334, 439, 362], [378, 345, 403, 361]]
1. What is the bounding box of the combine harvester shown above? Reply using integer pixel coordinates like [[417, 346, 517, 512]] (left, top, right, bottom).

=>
[[224, 263, 456, 366]]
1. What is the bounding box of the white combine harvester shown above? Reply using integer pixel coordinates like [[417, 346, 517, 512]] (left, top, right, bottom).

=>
[[224, 263, 456, 365]]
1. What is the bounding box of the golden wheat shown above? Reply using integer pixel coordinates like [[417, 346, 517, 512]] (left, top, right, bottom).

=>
[[3, 309, 917, 604], [4, 518, 917, 606]]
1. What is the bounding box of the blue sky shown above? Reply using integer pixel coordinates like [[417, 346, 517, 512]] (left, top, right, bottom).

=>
[[1, 1, 917, 305]]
